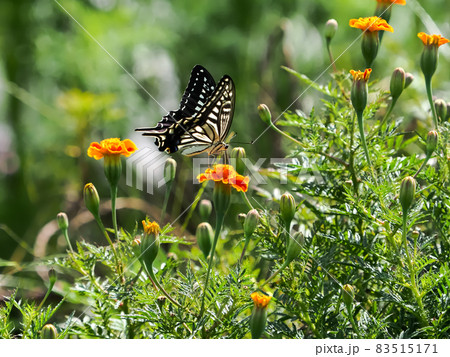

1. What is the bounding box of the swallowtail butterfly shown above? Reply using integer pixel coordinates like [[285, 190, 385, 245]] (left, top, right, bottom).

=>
[[135, 65, 235, 156]]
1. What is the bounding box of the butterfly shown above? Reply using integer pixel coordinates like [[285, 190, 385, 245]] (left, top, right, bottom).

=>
[[135, 65, 235, 156]]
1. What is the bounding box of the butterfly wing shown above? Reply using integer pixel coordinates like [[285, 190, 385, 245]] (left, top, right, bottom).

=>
[[135, 65, 216, 152], [136, 67, 235, 156], [177, 75, 235, 156]]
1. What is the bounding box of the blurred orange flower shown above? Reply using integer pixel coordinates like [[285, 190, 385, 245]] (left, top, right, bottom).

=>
[[142, 219, 160, 235], [349, 16, 393, 32], [197, 164, 249, 192], [350, 68, 372, 82], [251, 292, 271, 309], [87, 138, 137, 160], [417, 32, 449, 47], [376, 0, 406, 5]]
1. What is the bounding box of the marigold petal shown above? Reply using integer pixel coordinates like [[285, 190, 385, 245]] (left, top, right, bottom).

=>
[[87, 138, 138, 159], [196, 164, 250, 192], [251, 292, 271, 309], [349, 16, 393, 33], [418, 32, 449, 47], [87, 142, 105, 160], [376, 0, 406, 5]]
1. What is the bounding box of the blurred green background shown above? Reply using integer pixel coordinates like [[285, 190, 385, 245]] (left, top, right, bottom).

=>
[[0, 0, 449, 285]]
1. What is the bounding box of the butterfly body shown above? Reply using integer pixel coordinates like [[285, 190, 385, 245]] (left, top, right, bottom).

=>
[[136, 65, 235, 156]]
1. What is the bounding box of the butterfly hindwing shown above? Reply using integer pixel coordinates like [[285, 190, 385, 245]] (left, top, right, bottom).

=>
[[136, 66, 235, 155]]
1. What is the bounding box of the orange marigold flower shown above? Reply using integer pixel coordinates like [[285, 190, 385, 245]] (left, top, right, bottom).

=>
[[417, 32, 449, 47], [376, 0, 406, 5], [87, 138, 138, 160], [350, 68, 372, 82], [142, 220, 160, 235], [251, 292, 271, 309], [349, 16, 394, 33], [197, 164, 249, 192]]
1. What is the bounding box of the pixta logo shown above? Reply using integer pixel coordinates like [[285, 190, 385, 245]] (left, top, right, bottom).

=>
[[126, 147, 168, 194]]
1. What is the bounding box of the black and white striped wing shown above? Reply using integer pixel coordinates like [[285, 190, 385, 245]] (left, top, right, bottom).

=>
[[135, 65, 216, 152], [177, 75, 235, 156]]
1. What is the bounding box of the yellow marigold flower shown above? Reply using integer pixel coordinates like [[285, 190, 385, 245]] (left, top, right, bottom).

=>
[[376, 0, 406, 5], [197, 164, 249, 192], [251, 292, 271, 309], [350, 68, 372, 82], [417, 32, 449, 47], [142, 220, 160, 235], [349, 16, 393, 33], [87, 138, 137, 160]]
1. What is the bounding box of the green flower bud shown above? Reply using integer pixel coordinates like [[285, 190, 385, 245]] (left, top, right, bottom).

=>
[[199, 199, 212, 221], [196, 222, 213, 258], [390, 67, 406, 99], [243, 209, 259, 238], [350, 69, 372, 114], [404, 73, 414, 89], [324, 19, 338, 41], [103, 154, 122, 188], [420, 43, 439, 82], [83, 183, 100, 218], [231, 147, 246, 175], [40, 324, 58, 339], [280, 192, 296, 226], [141, 220, 160, 272], [56, 212, 69, 231], [250, 292, 271, 339], [399, 176, 416, 213], [286, 231, 304, 264], [361, 31, 379, 68], [426, 130, 439, 156], [237, 213, 247, 225], [48, 268, 57, 287], [342, 284, 355, 309], [434, 99, 447, 122], [213, 181, 231, 217], [258, 104, 272, 125], [164, 158, 177, 183]]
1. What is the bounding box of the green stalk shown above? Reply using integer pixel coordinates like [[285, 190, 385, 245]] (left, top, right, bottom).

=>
[[94, 215, 121, 277], [326, 39, 337, 72], [239, 236, 251, 265], [356, 110, 376, 182], [258, 261, 289, 289], [37, 281, 55, 310], [62, 227, 74, 253], [110, 184, 119, 241], [425, 78, 439, 129], [161, 181, 173, 222], [413, 154, 431, 179], [147, 268, 184, 310], [241, 191, 254, 210], [200, 214, 225, 318], [368, 97, 398, 140], [402, 212, 427, 326], [346, 305, 362, 339]]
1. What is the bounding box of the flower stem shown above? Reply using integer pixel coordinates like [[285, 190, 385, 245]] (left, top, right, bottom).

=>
[[368, 97, 398, 140], [357, 110, 376, 182], [241, 191, 254, 210], [239, 236, 251, 265], [200, 214, 225, 318], [258, 261, 289, 289], [425, 78, 438, 129], [37, 281, 55, 310], [147, 268, 184, 310], [94, 215, 122, 277], [161, 181, 173, 222], [326, 40, 337, 72], [110, 184, 119, 241], [62, 228, 74, 253], [413, 154, 431, 179], [346, 305, 362, 338], [402, 211, 427, 326]]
